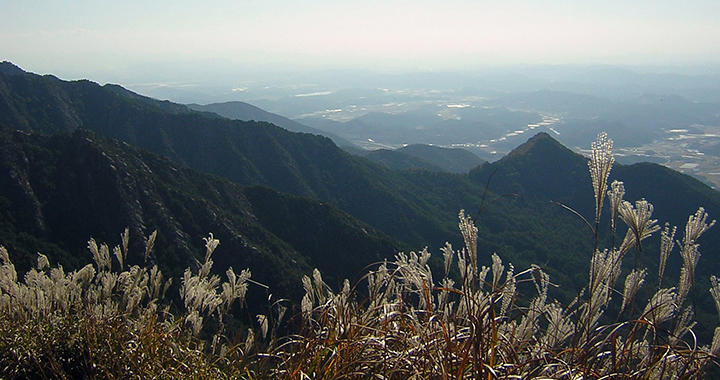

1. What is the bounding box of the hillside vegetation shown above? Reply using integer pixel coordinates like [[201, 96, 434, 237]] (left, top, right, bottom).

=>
[[2, 134, 720, 378]]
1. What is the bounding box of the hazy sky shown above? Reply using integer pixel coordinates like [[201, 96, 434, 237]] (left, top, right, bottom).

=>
[[3, 0, 720, 78]]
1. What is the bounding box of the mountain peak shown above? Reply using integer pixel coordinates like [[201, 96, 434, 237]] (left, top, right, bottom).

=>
[[505, 132, 570, 158], [0, 61, 26, 76], [470, 132, 590, 204]]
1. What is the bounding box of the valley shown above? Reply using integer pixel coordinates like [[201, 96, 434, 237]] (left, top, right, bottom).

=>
[[127, 66, 720, 188]]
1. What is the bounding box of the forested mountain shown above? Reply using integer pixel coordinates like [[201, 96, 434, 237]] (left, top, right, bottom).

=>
[[363, 144, 485, 173], [3, 62, 720, 335], [0, 128, 401, 298], [187, 100, 356, 149]]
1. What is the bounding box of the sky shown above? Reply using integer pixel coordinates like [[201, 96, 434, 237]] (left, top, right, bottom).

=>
[[2, 0, 720, 80]]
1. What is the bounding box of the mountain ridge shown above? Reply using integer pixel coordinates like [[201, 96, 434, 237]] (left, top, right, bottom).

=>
[[188, 100, 356, 149]]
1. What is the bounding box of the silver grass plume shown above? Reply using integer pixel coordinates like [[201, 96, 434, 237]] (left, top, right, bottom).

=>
[[0, 246, 9, 265], [499, 263, 516, 316], [711, 275, 720, 322], [113, 246, 123, 272], [220, 267, 250, 313], [712, 327, 720, 356], [144, 230, 157, 263], [588, 132, 614, 226], [257, 314, 269, 339], [658, 223, 676, 287], [491, 253, 504, 290], [620, 269, 646, 314], [607, 180, 625, 234], [0, 246, 17, 285], [441, 242, 454, 278], [679, 208, 715, 283], [313, 268, 328, 304], [677, 208, 715, 307], [36, 254, 50, 271], [88, 239, 111, 272], [683, 207, 716, 248], [203, 233, 219, 264], [642, 287, 677, 326], [458, 210, 478, 277], [543, 301, 574, 348], [618, 199, 660, 249], [121, 227, 129, 263], [244, 328, 255, 354], [677, 250, 695, 308], [670, 306, 696, 346]]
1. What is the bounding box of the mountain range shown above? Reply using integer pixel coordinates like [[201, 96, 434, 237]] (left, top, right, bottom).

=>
[[2, 61, 720, 336], [187, 100, 357, 149]]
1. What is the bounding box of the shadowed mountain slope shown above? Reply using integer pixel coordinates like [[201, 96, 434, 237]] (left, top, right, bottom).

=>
[[0, 128, 402, 298], [364, 144, 484, 173]]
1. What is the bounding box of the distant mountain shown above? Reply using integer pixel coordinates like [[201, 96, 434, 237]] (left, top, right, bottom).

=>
[[397, 144, 485, 173], [187, 101, 357, 149], [363, 144, 484, 173], [298, 106, 541, 150], [363, 149, 445, 172], [0, 128, 401, 298], [488, 90, 720, 148]]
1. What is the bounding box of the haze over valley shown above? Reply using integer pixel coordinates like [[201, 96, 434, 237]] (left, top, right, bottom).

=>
[[138, 64, 720, 188]]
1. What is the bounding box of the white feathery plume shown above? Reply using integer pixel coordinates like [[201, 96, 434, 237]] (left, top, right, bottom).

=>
[[618, 199, 660, 249], [543, 301, 574, 348], [658, 223, 676, 287], [301, 293, 312, 319], [441, 242, 454, 278], [0, 246, 9, 264], [36, 253, 50, 271], [203, 233, 220, 264], [244, 328, 255, 354], [712, 327, 720, 356], [711, 275, 720, 321], [683, 207, 716, 247], [670, 306, 696, 346], [121, 227, 129, 263], [607, 180, 625, 233], [113, 245, 123, 271], [491, 253, 504, 290], [458, 210, 478, 276], [677, 208, 715, 301], [588, 132, 614, 225], [88, 239, 112, 272], [642, 287, 677, 326], [312, 268, 327, 304], [144, 230, 157, 263], [500, 264, 515, 316], [620, 269, 646, 314], [257, 314, 269, 339]]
